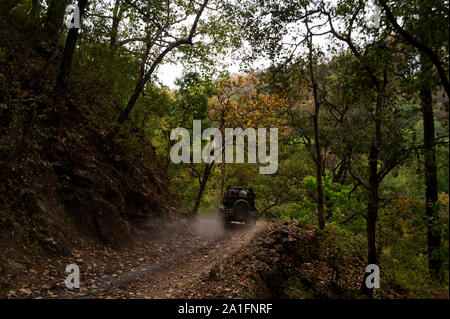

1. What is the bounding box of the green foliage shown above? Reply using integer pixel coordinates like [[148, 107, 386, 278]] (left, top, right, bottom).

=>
[[379, 195, 449, 296], [300, 176, 367, 232], [71, 43, 140, 119], [174, 72, 216, 121]]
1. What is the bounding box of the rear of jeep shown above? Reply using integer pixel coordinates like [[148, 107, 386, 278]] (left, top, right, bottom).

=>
[[219, 186, 258, 227]]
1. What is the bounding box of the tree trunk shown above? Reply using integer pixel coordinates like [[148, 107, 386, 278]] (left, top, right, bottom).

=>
[[361, 86, 383, 297], [307, 34, 325, 230], [54, 0, 88, 97], [420, 53, 442, 279], [313, 105, 325, 230], [220, 162, 225, 198], [43, 0, 69, 44], [109, 0, 122, 49], [30, 0, 41, 24], [192, 163, 213, 215], [118, 82, 143, 124], [166, 130, 171, 171]]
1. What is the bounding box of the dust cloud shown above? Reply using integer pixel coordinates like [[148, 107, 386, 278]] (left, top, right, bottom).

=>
[[134, 209, 261, 243], [189, 212, 226, 239]]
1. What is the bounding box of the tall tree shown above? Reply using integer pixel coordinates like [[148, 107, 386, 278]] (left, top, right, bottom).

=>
[[379, 0, 448, 279], [306, 26, 326, 230], [175, 72, 216, 215], [43, 0, 69, 45], [323, 0, 397, 296], [190, 162, 214, 215], [109, 0, 124, 49], [378, 0, 449, 97], [54, 0, 88, 97], [420, 52, 442, 279], [230, 0, 327, 229], [115, 0, 209, 130]]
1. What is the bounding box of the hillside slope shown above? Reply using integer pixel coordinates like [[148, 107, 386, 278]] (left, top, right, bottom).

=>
[[0, 17, 189, 296]]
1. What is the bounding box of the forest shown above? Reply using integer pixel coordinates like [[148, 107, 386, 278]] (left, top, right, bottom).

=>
[[0, 0, 448, 299]]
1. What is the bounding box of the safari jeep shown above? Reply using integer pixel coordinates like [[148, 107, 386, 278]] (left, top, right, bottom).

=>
[[219, 186, 258, 227]]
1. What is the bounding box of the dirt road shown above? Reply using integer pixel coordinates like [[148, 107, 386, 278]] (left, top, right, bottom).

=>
[[8, 218, 358, 299], [34, 216, 266, 299]]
